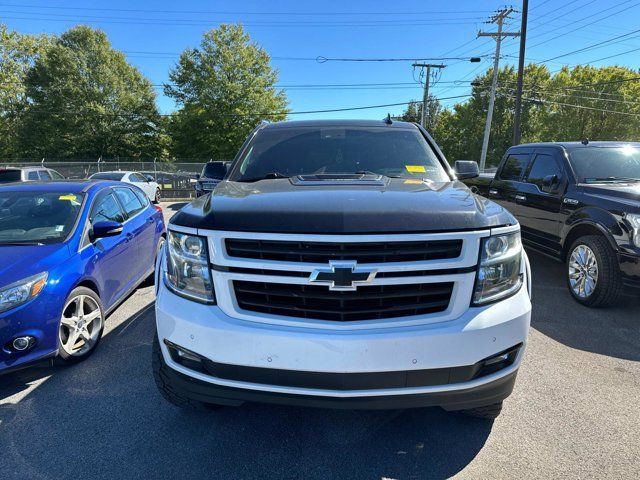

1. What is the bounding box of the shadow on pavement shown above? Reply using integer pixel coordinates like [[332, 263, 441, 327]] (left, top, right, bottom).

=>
[[0, 303, 493, 480], [527, 249, 640, 362], [165, 202, 188, 212]]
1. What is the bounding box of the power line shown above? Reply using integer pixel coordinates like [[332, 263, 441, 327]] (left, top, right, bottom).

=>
[[537, 28, 640, 63], [0, 3, 493, 16]]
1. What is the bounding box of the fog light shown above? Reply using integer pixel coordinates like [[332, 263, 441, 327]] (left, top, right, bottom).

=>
[[13, 336, 35, 351], [164, 339, 206, 373]]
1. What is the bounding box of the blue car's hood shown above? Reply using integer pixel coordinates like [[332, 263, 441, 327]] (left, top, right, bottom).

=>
[[0, 244, 71, 288]]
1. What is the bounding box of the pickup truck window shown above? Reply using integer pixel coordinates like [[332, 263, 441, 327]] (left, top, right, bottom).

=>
[[231, 127, 450, 182], [524, 154, 563, 189], [569, 146, 640, 183], [498, 154, 529, 181]]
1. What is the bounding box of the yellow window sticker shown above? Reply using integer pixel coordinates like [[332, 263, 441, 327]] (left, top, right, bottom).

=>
[[405, 165, 426, 173], [59, 195, 77, 201], [403, 179, 424, 185]]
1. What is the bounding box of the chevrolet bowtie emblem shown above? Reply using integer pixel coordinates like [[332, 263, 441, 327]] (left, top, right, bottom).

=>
[[309, 261, 377, 291]]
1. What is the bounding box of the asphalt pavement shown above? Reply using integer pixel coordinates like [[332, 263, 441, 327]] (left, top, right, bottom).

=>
[[1, 202, 639, 479]]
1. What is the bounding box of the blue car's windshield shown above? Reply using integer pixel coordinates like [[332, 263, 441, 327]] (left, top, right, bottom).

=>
[[0, 191, 85, 245]]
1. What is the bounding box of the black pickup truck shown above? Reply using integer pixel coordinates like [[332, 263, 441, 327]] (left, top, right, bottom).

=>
[[464, 141, 640, 307]]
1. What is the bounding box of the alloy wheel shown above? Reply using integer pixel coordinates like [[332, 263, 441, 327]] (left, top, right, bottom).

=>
[[568, 244, 599, 298], [59, 294, 103, 356]]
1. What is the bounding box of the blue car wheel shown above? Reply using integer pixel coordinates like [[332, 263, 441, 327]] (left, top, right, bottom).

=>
[[57, 287, 104, 363]]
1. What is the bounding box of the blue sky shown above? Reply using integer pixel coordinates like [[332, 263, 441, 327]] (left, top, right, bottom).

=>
[[2, 0, 639, 119]]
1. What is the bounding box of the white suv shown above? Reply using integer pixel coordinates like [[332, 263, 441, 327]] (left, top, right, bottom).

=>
[[153, 120, 532, 419]]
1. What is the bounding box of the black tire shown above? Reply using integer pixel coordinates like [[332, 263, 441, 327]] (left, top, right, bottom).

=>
[[152, 335, 223, 411], [154, 188, 161, 204], [566, 235, 622, 307], [458, 402, 503, 420], [144, 236, 165, 287], [56, 287, 104, 364]]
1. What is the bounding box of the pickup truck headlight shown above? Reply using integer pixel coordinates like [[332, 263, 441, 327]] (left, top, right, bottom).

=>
[[626, 214, 640, 247], [164, 231, 215, 304], [0, 272, 48, 313], [473, 231, 523, 306]]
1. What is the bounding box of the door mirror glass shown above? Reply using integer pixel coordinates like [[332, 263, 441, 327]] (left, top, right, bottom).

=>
[[541, 174, 559, 193], [195, 173, 200, 179], [454, 160, 480, 180], [145, 175, 153, 182], [91, 220, 123, 240]]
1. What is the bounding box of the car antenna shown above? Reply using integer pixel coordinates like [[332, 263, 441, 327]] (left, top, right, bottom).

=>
[[581, 138, 589, 145], [383, 113, 393, 125]]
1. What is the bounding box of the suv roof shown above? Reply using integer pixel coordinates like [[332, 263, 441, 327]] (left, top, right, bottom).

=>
[[261, 119, 419, 130], [513, 141, 640, 150]]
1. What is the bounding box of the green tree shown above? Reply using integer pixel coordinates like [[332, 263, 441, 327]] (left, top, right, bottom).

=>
[[397, 95, 442, 131], [0, 24, 51, 158], [165, 24, 288, 159], [18, 25, 162, 159]]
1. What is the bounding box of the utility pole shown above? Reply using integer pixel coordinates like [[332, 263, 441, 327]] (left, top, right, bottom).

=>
[[412, 63, 445, 129], [477, 7, 520, 172], [512, 0, 529, 145]]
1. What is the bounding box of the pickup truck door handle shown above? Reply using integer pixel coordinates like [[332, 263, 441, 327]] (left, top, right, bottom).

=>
[[515, 194, 527, 202], [489, 189, 498, 196]]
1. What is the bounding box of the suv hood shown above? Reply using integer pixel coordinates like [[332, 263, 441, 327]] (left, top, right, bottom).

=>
[[0, 244, 71, 288], [171, 178, 515, 233]]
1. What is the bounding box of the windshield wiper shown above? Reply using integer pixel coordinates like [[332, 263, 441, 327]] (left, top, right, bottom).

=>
[[0, 241, 45, 246], [236, 172, 289, 182], [585, 176, 640, 183]]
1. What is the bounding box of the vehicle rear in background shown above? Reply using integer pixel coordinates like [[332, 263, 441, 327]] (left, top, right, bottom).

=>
[[0, 181, 165, 374], [462, 141, 640, 307], [153, 120, 532, 420], [195, 161, 228, 197]]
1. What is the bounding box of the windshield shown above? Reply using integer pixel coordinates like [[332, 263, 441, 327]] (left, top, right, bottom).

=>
[[0, 191, 85, 245], [90, 172, 125, 181], [569, 145, 640, 183], [0, 169, 21, 183], [202, 162, 227, 179], [230, 126, 450, 182]]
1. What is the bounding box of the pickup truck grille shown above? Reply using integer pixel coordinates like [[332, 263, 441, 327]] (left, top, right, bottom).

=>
[[225, 238, 462, 263], [233, 280, 454, 321]]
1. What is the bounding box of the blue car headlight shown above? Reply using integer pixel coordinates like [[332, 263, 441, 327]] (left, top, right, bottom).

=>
[[164, 230, 215, 304], [0, 272, 48, 313], [473, 231, 523, 306]]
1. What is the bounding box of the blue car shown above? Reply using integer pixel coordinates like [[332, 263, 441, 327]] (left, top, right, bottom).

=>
[[0, 180, 166, 374]]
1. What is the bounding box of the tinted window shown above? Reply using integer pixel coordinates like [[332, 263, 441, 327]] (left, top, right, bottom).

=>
[[50, 169, 64, 179], [203, 162, 227, 179], [39, 170, 52, 180], [0, 170, 21, 183], [91, 193, 125, 225], [498, 154, 529, 181], [130, 173, 144, 182], [231, 127, 450, 182], [569, 145, 640, 183], [90, 172, 125, 181], [27, 171, 39, 180], [0, 191, 85, 244], [114, 187, 145, 217], [525, 154, 563, 189]]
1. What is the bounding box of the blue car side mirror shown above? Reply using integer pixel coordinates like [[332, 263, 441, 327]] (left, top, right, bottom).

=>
[[91, 221, 123, 241]]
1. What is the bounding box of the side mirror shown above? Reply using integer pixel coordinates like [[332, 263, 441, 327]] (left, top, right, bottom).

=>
[[454, 160, 480, 180], [195, 173, 201, 180], [91, 221, 123, 241], [542, 174, 559, 193], [145, 175, 154, 182]]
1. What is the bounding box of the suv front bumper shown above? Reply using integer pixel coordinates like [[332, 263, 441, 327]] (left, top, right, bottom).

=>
[[155, 267, 531, 410]]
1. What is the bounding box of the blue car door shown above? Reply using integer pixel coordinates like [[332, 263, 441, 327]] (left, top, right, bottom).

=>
[[81, 189, 135, 308], [113, 186, 156, 281]]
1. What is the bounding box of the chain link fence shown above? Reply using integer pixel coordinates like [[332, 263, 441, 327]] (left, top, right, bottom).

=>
[[0, 159, 226, 199]]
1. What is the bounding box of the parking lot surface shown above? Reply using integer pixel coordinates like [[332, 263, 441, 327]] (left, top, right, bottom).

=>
[[1, 202, 639, 479]]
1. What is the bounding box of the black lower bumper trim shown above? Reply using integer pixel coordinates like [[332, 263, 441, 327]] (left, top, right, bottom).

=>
[[161, 358, 519, 410], [0, 350, 58, 376]]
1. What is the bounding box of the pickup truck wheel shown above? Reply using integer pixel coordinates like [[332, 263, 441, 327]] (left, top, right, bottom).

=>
[[457, 402, 503, 420], [152, 335, 223, 411], [154, 188, 161, 204], [566, 235, 622, 307]]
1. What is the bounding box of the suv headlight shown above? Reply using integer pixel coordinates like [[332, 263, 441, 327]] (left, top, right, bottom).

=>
[[626, 213, 640, 247], [164, 231, 215, 304], [473, 231, 523, 306], [0, 272, 48, 313]]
